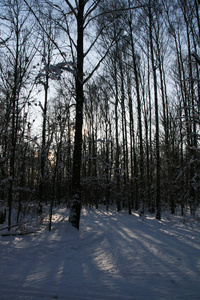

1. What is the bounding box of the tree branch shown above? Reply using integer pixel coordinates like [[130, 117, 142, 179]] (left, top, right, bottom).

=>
[[84, 0, 101, 22], [84, 4, 146, 28], [83, 38, 115, 84], [192, 52, 200, 65], [22, 0, 66, 60], [64, 0, 78, 18]]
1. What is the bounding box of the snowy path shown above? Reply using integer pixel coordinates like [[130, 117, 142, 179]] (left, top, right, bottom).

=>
[[0, 207, 200, 299]]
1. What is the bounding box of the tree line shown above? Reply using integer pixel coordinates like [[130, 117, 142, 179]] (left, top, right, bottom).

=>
[[0, 0, 199, 230]]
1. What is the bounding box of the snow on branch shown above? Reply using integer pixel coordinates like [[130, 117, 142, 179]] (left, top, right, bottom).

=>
[[36, 61, 76, 82]]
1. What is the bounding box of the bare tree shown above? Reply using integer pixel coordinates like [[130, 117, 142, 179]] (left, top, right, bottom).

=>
[[148, 0, 161, 219], [0, 0, 37, 229]]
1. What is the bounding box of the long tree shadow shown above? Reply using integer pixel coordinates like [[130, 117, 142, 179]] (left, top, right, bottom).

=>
[[0, 207, 200, 299], [77, 207, 200, 299]]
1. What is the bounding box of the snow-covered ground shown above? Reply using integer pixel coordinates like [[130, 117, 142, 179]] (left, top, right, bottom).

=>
[[0, 206, 200, 300]]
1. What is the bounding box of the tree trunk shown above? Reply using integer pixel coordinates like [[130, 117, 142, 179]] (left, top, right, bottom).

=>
[[149, 0, 161, 219], [68, 0, 84, 229]]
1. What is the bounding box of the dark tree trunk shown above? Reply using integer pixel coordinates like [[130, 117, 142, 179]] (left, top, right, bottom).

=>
[[149, 0, 161, 220], [39, 72, 49, 208], [68, 0, 84, 229], [8, 20, 19, 230]]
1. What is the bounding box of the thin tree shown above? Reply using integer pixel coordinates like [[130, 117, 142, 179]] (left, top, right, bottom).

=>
[[148, 0, 161, 219], [1, 0, 37, 229]]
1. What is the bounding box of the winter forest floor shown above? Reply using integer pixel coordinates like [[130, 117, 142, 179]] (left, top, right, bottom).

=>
[[0, 206, 200, 300]]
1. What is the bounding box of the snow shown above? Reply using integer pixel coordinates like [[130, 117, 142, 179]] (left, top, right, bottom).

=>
[[0, 206, 200, 300]]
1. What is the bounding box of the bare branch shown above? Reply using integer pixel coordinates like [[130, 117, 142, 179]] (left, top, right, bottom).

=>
[[84, 17, 114, 58], [84, 4, 146, 28], [22, 0, 65, 60], [84, 0, 101, 22], [84, 39, 115, 84], [192, 52, 200, 65], [0, 30, 13, 45], [64, 0, 78, 18]]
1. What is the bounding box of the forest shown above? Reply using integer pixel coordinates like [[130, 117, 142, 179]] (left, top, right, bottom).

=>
[[0, 0, 199, 231]]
